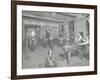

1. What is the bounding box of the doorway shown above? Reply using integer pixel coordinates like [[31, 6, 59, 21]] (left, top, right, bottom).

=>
[[23, 24, 40, 51]]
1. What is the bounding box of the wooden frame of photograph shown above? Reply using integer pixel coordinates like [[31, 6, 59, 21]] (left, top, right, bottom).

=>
[[11, 0, 97, 80]]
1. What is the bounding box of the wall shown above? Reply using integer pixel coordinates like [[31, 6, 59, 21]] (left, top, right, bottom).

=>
[[74, 17, 87, 37], [22, 11, 75, 40], [22, 15, 60, 39], [0, 0, 100, 80]]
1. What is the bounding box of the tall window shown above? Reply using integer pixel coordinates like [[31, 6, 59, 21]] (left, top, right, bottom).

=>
[[86, 20, 89, 36], [69, 20, 74, 40]]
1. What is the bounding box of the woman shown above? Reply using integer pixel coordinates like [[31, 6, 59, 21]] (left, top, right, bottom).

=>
[[45, 49, 57, 67], [75, 32, 85, 44], [74, 32, 89, 59], [28, 30, 37, 51]]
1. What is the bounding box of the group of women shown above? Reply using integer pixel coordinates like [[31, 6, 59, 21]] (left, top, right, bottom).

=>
[[45, 32, 89, 67]]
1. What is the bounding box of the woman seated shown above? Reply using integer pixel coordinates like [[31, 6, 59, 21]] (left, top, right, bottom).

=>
[[45, 49, 57, 67]]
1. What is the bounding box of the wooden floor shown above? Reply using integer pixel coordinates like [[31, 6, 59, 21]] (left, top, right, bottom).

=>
[[22, 45, 89, 69]]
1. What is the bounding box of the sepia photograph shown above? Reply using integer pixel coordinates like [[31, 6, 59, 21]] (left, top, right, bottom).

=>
[[22, 11, 90, 69]]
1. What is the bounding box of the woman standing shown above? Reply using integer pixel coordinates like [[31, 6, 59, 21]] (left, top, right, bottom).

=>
[[75, 32, 89, 59]]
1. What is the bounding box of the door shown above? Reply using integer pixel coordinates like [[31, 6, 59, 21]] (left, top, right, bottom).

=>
[[23, 24, 40, 51]]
